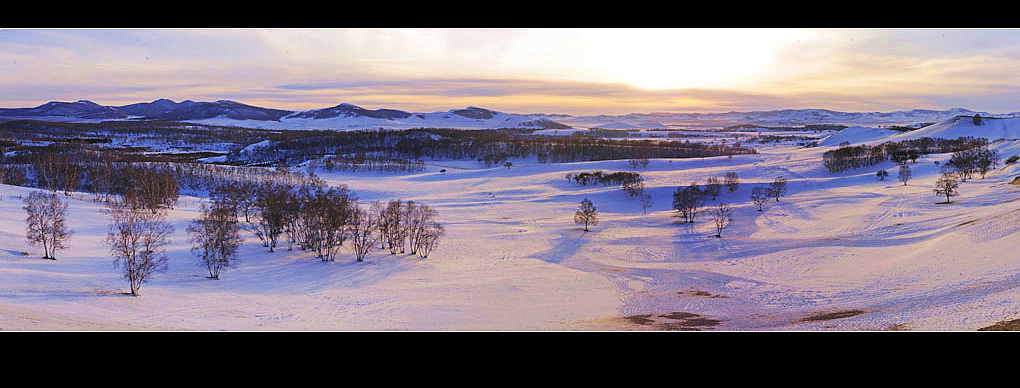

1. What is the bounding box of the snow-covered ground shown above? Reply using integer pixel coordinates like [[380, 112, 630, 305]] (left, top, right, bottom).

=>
[[3, 122, 1020, 331]]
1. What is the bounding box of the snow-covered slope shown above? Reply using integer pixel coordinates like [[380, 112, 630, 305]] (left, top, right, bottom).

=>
[[4, 136, 1020, 330], [817, 126, 901, 146], [888, 116, 1020, 142]]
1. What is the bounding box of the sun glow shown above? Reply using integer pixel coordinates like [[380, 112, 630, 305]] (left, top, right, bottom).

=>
[[577, 29, 795, 91]]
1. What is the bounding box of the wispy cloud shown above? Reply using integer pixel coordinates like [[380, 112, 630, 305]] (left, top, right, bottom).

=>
[[4, 29, 1020, 114]]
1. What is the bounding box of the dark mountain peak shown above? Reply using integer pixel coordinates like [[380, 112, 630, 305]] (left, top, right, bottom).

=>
[[117, 99, 181, 117], [452, 106, 499, 120], [139, 100, 293, 121], [287, 102, 411, 120], [1, 99, 128, 119]]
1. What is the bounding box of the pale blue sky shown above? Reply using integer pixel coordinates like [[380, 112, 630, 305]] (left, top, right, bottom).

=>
[[3, 28, 1020, 115]]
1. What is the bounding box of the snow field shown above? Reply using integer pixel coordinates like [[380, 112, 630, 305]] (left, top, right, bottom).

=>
[[2, 131, 1020, 330]]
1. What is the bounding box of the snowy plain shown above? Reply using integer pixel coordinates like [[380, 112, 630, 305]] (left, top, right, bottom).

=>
[[3, 116, 1020, 330]]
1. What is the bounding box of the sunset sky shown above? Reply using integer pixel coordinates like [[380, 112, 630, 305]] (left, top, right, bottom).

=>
[[3, 28, 1020, 115]]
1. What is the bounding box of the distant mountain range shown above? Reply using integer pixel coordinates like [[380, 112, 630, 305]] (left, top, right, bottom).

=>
[[0, 99, 1009, 131]]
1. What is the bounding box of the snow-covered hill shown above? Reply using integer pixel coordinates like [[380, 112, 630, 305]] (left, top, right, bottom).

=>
[[817, 126, 903, 146], [888, 115, 1020, 142], [0, 99, 1007, 131]]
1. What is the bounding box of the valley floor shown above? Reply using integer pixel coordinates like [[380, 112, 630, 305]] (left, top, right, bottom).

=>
[[3, 140, 1020, 331]]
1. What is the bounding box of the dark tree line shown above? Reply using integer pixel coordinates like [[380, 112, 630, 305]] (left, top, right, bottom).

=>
[[822, 136, 990, 173], [228, 128, 757, 167], [565, 171, 642, 187], [313, 154, 426, 173]]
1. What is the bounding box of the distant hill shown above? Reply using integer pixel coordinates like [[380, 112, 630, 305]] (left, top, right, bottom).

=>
[[285, 103, 411, 120], [138, 100, 294, 121], [1, 98, 1011, 131], [0, 100, 128, 120]]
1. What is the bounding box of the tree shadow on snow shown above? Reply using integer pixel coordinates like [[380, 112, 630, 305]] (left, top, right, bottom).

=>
[[534, 228, 594, 265]]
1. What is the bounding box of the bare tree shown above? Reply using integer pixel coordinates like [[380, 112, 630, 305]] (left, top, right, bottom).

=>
[[898, 164, 912, 186], [750, 186, 769, 211], [122, 168, 179, 214], [711, 203, 734, 237], [302, 185, 356, 262], [769, 176, 787, 202], [381, 199, 407, 254], [370, 200, 390, 250], [974, 146, 1000, 179], [622, 179, 645, 197], [640, 192, 654, 214], [629, 158, 649, 168], [250, 182, 292, 252], [105, 201, 173, 296], [279, 187, 307, 251], [672, 183, 705, 223], [723, 172, 739, 192], [704, 176, 722, 200], [407, 203, 439, 255], [416, 222, 445, 258], [945, 150, 977, 181], [347, 205, 379, 262], [934, 174, 959, 204], [23, 191, 72, 260], [574, 198, 598, 231], [187, 201, 242, 279]]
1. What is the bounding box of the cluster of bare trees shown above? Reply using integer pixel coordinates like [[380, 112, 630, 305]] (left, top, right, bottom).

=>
[[0, 164, 28, 186], [372, 199, 444, 259], [749, 176, 788, 211], [927, 146, 999, 205], [672, 183, 707, 223], [628, 158, 650, 168], [122, 167, 179, 213], [314, 154, 426, 173], [187, 200, 243, 279], [669, 174, 738, 222], [942, 145, 999, 181], [19, 177, 175, 295], [207, 178, 445, 262], [3, 147, 182, 211], [670, 172, 743, 221]]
